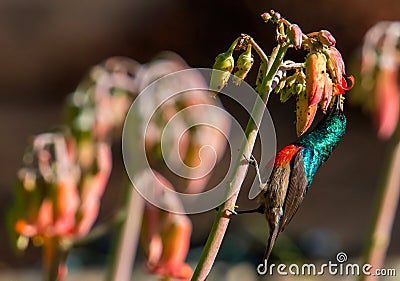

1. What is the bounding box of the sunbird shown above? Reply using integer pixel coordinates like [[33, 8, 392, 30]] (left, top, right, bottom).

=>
[[243, 97, 346, 263]]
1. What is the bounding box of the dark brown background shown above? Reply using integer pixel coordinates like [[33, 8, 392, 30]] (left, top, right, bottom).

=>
[[1, 0, 399, 270]]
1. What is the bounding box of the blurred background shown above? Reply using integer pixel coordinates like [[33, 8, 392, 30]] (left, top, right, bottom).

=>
[[1, 0, 399, 279]]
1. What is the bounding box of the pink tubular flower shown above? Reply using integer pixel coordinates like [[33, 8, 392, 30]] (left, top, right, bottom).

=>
[[318, 30, 336, 47], [374, 67, 400, 139], [324, 46, 354, 94], [74, 142, 112, 236], [288, 24, 303, 50], [320, 73, 334, 113]]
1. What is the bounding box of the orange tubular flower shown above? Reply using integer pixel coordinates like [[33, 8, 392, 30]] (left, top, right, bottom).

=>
[[296, 85, 317, 137], [12, 134, 112, 242], [141, 171, 193, 280], [305, 51, 327, 107], [320, 73, 334, 113], [151, 214, 192, 279]]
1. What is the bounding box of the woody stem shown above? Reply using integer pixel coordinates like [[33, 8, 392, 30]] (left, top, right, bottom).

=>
[[360, 122, 400, 281], [191, 43, 289, 281]]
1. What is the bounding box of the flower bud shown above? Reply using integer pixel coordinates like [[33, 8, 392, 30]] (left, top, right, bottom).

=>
[[288, 24, 303, 49], [305, 51, 328, 106], [285, 73, 298, 89], [317, 30, 336, 47], [210, 48, 235, 93], [233, 45, 254, 85], [261, 12, 272, 22], [270, 10, 281, 21], [279, 87, 292, 103]]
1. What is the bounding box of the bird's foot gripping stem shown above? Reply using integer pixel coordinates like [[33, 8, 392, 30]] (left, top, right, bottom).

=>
[[243, 154, 266, 191], [217, 205, 265, 218], [216, 206, 238, 218]]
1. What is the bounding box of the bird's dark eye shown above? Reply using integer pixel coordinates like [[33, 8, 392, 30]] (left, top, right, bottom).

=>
[[339, 114, 345, 122]]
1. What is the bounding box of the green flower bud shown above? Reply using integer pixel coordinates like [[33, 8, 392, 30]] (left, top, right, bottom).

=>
[[210, 51, 234, 92], [233, 45, 254, 86], [280, 87, 293, 103], [295, 83, 305, 95], [210, 40, 238, 94], [285, 73, 298, 89]]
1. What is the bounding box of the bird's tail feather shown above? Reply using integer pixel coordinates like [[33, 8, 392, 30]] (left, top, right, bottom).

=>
[[264, 225, 280, 264]]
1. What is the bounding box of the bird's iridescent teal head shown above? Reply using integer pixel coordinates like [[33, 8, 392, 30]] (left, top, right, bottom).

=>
[[297, 98, 346, 150], [295, 98, 346, 186]]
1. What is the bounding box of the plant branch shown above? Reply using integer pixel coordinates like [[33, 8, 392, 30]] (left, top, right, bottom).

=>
[[360, 123, 400, 281], [243, 35, 269, 64], [107, 185, 145, 281], [73, 209, 127, 247], [191, 43, 289, 281]]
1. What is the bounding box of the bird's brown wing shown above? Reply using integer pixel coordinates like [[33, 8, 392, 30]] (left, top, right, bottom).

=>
[[279, 151, 308, 233]]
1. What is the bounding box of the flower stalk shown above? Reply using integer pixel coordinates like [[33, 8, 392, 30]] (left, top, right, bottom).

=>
[[360, 122, 400, 281], [191, 35, 290, 281]]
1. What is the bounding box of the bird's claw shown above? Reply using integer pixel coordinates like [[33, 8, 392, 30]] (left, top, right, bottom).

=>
[[243, 154, 258, 167], [218, 206, 238, 218], [243, 154, 265, 187]]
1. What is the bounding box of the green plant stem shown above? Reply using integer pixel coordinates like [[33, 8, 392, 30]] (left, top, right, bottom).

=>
[[43, 237, 69, 281], [107, 185, 145, 281], [360, 124, 400, 281], [73, 209, 126, 247], [191, 43, 289, 281], [246, 35, 269, 64]]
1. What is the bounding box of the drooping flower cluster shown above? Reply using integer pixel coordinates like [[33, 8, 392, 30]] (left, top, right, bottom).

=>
[[283, 29, 354, 136], [353, 21, 400, 139], [210, 12, 354, 136], [8, 58, 139, 280], [9, 52, 229, 281]]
